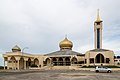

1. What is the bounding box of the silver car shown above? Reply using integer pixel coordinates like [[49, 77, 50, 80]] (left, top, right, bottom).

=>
[[95, 66, 112, 73]]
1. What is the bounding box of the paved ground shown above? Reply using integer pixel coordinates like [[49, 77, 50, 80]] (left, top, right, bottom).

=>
[[0, 70, 120, 80]]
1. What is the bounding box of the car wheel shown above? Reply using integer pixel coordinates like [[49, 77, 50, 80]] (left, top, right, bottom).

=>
[[107, 70, 111, 73], [96, 70, 99, 73]]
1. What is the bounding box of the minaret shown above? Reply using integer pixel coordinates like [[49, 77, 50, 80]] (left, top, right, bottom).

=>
[[94, 9, 103, 49]]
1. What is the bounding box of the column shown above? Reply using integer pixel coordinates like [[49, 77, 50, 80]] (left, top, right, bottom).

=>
[[4, 59, 5, 70], [104, 58, 106, 63], [13, 60, 16, 70], [56, 58, 59, 66], [17, 60, 20, 70], [87, 53, 90, 66], [14, 61, 16, 70], [24, 60, 26, 69], [63, 58, 65, 66], [7, 61, 9, 69], [94, 58, 95, 64], [12, 60, 14, 70], [41, 58, 43, 67]]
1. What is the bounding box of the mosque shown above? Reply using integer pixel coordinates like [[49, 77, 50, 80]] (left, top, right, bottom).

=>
[[3, 11, 116, 70]]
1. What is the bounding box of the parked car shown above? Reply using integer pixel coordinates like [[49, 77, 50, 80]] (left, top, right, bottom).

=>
[[95, 66, 112, 73]]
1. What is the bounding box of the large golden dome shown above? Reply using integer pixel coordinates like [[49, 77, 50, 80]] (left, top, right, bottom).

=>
[[59, 37, 73, 50]]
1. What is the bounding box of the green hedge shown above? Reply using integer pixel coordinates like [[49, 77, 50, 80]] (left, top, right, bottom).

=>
[[0, 66, 4, 69], [31, 64, 38, 67], [81, 66, 96, 68]]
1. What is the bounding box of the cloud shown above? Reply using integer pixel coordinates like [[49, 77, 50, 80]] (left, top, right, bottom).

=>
[[0, 0, 120, 65]]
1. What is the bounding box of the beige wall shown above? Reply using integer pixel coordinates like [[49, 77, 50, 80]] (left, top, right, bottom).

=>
[[3, 52, 45, 70], [85, 50, 115, 66]]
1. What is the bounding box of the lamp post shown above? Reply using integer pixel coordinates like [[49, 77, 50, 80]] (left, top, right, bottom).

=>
[[21, 47, 28, 69], [22, 47, 29, 54]]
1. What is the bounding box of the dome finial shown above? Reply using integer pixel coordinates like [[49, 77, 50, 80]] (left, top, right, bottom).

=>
[[96, 9, 101, 21], [65, 34, 68, 40], [65, 34, 67, 38]]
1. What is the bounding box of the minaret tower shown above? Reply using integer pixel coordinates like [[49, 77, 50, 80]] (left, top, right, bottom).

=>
[[94, 9, 103, 49]]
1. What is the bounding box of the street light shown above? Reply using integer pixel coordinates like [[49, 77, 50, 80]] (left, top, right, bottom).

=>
[[22, 47, 29, 54]]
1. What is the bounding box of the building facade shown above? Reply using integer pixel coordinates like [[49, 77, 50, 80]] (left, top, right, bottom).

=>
[[85, 10, 115, 66], [3, 11, 117, 70]]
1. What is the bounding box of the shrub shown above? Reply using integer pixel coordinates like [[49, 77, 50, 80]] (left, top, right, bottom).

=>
[[81, 66, 96, 68], [31, 64, 38, 67], [0, 66, 4, 69]]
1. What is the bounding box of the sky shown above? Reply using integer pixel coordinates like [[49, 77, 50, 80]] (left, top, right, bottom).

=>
[[0, 0, 120, 66]]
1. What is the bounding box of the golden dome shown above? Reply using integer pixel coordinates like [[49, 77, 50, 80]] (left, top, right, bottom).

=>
[[59, 37, 73, 50], [12, 45, 21, 52]]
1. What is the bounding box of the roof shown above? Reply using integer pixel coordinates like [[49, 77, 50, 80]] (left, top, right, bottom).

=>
[[44, 50, 84, 56], [89, 49, 110, 52]]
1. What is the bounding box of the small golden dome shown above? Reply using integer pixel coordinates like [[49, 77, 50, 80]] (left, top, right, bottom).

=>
[[59, 37, 73, 50], [12, 45, 21, 52]]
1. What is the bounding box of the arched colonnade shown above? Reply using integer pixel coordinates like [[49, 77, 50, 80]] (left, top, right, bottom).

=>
[[45, 57, 78, 66], [6, 56, 40, 70]]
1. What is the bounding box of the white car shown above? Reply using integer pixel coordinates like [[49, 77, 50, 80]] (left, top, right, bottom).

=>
[[95, 66, 112, 73]]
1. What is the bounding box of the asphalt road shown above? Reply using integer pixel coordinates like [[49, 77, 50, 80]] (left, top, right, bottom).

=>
[[0, 70, 120, 80]]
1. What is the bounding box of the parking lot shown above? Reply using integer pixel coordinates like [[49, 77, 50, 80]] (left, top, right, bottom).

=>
[[0, 70, 120, 80]]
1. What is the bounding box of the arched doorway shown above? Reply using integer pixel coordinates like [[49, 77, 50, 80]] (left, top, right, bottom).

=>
[[19, 57, 24, 69], [71, 57, 77, 64], [10, 56, 16, 69], [95, 54, 104, 63], [34, 58, 39, 67], [58, 57, 63, 66], [45, 58, 51, 66], [65, 57, 70, 66], [26, 58, 31, 69]]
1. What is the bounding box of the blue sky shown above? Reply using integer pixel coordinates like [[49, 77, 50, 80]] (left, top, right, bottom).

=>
[[0, 0, 120, 66]]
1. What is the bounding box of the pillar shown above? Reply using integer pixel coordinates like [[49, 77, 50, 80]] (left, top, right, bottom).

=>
[[56, 58, 59, 66], [17, 60, 20, 70], [12, 60, 14, 70], [40, 58, 43, 67], [14, 61, 16, 70], [4, 59, 5, 70], [86, 52, 90, 66], [7, 61, 9, 69], [24, 60, 26, 69], [63, 58, 65, 66]]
